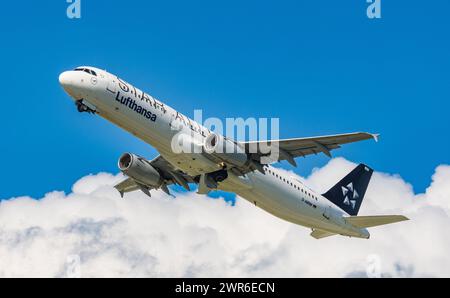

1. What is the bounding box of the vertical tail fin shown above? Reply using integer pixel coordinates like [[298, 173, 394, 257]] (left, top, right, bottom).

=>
[[322, 164, 373, 216]]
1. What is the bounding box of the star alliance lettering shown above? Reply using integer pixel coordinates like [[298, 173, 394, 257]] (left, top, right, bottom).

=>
[[115, 91, 157, 122]]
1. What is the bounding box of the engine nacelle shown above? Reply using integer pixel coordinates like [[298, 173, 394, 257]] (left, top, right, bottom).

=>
[[118, 153, 162, 187], [204, 133, 249, 167]]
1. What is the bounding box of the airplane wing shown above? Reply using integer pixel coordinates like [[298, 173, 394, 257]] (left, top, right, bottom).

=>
[[115, 178, 140, 194], [115, 155, 197, 197], [242, 132, 379, 167]]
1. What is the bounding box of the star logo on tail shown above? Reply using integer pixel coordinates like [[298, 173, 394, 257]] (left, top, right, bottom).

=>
[[341, 182, 359, 209]]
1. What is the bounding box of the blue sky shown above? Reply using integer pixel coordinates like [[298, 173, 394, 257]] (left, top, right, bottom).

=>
[[0, 0, 449, 199]]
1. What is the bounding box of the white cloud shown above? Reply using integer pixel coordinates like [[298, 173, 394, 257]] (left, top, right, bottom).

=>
[[0, 158, 449, 277]]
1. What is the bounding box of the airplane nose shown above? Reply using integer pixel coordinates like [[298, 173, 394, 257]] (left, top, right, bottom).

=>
[[59, 71, 74, 87], [59, 70, 84, 99]]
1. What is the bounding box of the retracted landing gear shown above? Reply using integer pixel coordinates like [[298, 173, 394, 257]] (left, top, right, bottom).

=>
[[76, 99, 96, 114]]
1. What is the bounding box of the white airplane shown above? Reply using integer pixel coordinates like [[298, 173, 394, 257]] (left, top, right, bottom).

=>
[[59, 66, 408, 239]]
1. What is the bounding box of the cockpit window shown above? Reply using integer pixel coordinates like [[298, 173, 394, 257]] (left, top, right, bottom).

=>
[[73, 68, 97, 77]]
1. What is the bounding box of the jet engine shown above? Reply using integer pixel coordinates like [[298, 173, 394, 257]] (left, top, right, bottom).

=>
[[118, 153, 162, 187], [204, 133, 249, 168]]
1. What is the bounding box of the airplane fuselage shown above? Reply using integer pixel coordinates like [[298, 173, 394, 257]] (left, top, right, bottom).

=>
[[59, 66, 370, 239]]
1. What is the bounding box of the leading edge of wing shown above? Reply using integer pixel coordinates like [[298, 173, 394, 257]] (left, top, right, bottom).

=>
[[242, 132, 379, 146], [240, 132, 379, 165]]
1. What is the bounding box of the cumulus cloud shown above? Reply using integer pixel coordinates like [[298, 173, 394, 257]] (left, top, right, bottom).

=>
[[0, 158, 449, 277]]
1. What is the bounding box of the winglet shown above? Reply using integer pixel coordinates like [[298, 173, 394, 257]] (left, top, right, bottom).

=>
[[372, 133, 380, 142]]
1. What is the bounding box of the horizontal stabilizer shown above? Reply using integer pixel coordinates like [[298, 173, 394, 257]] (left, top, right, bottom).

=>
[[310, 229, 336, 239], [346, 215, 409, 228]]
